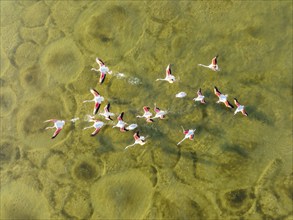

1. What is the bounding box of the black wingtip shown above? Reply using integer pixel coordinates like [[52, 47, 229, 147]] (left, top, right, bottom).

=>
[[94, 106, 100, 115], [100, 75, 106, 84], [147, 118, 154, 123], [92, 88, 98, 93]]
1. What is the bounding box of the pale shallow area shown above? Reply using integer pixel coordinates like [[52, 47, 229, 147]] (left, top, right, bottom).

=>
[[0, 1, 292, 219]]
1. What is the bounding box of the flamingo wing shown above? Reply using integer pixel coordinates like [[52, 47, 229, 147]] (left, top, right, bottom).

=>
[[99, 72, 106, 84], [241, 109, 248, 116], [165, 64, 172, 77], [52, 128, 62, 139], [189, 134, 195, 140], [143, 106, 150, 113], [104, 103, 110, 112], [234, 98, 240, 107], [154, 106, 160, 113], [212, 55, 218, 66], [96, 58, 105, 67], [120, 126, 128, 132], [91, 128, 101, 136], [214, 87, 221, 97], [90, 88, 99, 97], [118, 112, 124, 121], [94, 102, 101, 115], [197, 88, 202, 96], [224, 100, 234, 108], [134, 131, 140, 140]]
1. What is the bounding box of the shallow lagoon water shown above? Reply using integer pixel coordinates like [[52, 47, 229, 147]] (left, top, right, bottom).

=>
[[0, 1, 292, 219]]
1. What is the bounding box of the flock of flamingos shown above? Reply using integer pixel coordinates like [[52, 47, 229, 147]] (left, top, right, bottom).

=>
[[44, 56, 248, 148]]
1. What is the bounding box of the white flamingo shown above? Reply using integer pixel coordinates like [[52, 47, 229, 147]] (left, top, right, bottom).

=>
[[136, 106, 153, 122], [91, 57, 112, 84], [198, 55, 220, 71], [125, 131, 146, 150], [83, 119, 104, 136], [99, 103, 115, 120], [83, 88, 104, 115], [214, 86, 234, 108], [177, 126, 196, 145], [156, 64, 176, 83], [234, 98, 248, 116], [151, 104, 168, 120], [44, 119, 65, 139], [193, 88, 206, 104], [112, 112, 128, 132]]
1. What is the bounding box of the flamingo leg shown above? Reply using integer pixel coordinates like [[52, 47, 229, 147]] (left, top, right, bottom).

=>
[[83, 126, 93, 130], [177, 137, 187, 146], [45, 126, 55, 130], [198, 64, 209, 68], [83, 100, 94, 103], [125, 143, 136, 150], [181, 126, 185, 133]]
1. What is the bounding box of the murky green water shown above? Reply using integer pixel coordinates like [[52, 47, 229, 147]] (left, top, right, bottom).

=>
[[1, 1, 292, 219]]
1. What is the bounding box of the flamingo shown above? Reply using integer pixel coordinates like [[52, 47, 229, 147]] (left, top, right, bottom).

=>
[[234, 98, 248, 116], [83, 119, 104, 136], [125, 131, 146, 150], [198, 55, 220, 71], [99, 103, 115, 120], [136, 106, 153, 122], [177, 126, 196, 145], [151, 104, 168, 120], [83, 89, 104, 115], [91, 58, 112, 84], [44, 119, 65, 139], [156, 64, 176, 83], [193, 88, 206, 104], [214, 86, 234, 108], [112, 112, 128, 132]]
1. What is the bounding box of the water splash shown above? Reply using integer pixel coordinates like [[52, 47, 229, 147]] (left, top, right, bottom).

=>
[[114, 72, 126, 79], [84, 114, 94, 121], [128, 77, 142, 85], [70, 117, 80, 123]]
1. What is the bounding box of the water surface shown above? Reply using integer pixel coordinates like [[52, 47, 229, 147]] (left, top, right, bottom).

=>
[[0, 1, 292, 219]]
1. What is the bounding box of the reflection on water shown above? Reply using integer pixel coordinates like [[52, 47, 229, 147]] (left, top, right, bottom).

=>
[[1, 1, 292, 219]]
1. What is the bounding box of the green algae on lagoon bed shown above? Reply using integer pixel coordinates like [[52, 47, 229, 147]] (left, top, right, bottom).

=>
[[1, 1, 292, 219]]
